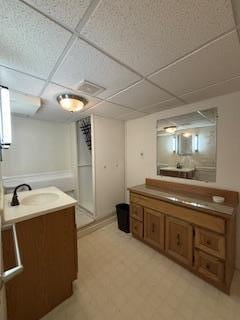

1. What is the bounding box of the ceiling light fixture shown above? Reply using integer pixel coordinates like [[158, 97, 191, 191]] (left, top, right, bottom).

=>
[[164, 126, 177, 134], [57, 94, 88, 112], [183, 132, 191, 138]]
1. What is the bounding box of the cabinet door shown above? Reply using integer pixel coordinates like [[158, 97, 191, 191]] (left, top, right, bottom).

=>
[[43, 207, 77, 312], [144, 208, 164, 250], [131, 218, 143, 239], [2, 215, 46, 320], [165, 216, 193, 266], [2, 207, 77, 320]]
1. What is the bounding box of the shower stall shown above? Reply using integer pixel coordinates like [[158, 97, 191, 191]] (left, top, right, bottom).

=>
[[75, 116, 95, 228]]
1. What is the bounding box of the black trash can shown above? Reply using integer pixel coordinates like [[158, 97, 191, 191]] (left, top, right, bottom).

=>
[[116, 203, 130, 233]]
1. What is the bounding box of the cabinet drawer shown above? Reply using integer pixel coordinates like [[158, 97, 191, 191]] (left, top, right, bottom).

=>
[[195, 250, 224, 284], [131, 219, 143, 239], [195, 228, 225, 259], [131, 204, 143, 221]]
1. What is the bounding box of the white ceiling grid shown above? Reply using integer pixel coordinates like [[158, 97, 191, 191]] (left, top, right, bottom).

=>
[[0, 0, 240, 121]]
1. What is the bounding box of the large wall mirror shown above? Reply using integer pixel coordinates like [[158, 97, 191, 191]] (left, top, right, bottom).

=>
[[156, 108, 217, 182]]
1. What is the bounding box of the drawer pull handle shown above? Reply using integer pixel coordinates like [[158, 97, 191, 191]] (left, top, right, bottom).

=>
[[206, 263, 210, 270], [206, 240, 211, 245], [176, 233, 181, 246], [152, 224, 155, 233]]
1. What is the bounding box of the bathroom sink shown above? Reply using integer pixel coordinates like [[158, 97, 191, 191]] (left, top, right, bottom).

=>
[[21, 193, 59, 206]]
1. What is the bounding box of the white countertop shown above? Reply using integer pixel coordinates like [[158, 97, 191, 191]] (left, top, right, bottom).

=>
[[3, 186, 77, 224], [160, 167, 195, 173]]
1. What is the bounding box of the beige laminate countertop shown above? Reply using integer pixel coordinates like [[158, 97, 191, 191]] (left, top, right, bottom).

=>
[[128, 184, 235, 216], [3, 186, 77, 224]]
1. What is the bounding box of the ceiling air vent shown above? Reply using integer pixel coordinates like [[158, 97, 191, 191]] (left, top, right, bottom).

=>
[[76, 80, 105, 96]]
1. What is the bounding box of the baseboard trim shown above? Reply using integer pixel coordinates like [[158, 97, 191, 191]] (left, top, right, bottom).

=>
[[77, 212, 116, 238]]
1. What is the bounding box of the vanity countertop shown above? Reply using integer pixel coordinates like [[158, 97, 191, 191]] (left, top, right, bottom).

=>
[[3, 186, 77, 224], [128, 184, 235, 216]]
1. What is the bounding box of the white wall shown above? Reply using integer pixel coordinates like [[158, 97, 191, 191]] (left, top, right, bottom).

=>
[[94, 115, 125, 219], [125, 90, 240, 269], [2, 116, 73, 177]]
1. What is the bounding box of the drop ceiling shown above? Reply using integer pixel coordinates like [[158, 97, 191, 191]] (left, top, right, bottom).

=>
[[0, 0, 240, 122]]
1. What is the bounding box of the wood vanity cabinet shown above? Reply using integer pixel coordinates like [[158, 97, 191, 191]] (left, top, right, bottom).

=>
[[129, 179, 238, 294], [2, 206, 77, 320]]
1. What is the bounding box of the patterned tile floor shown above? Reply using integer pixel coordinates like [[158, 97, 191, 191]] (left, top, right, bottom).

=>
[[42, 222, 240, 320]]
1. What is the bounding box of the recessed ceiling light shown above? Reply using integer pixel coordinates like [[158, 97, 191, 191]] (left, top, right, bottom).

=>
[[57, 94, 88, 112]]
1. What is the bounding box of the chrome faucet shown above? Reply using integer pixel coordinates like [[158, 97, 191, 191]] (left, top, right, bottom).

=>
[[176, 162, 182, 169], [11, 184, 32, 206]]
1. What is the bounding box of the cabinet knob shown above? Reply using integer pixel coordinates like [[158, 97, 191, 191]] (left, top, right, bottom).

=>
[[206, 240, 211, 245], [206, 263, 210, 270]]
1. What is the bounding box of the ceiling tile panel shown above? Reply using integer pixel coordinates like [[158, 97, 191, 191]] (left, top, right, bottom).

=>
[[24, 0, 92, 29], [0, 65, 45, 96], [80, 0, 235, 75], [108, 80, 172, 109], [115, 110, 147, 121], [41, 83, 100, 111], [0, 0, 72, 79], [52, 38, 140, 98], [10, 91, 41, 116], [148, 31, 240, 96], [88, 101, 131, 119], [140, 98, 184, 114], [33, 105, 73, 122], [181, 76, 240, 103]]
